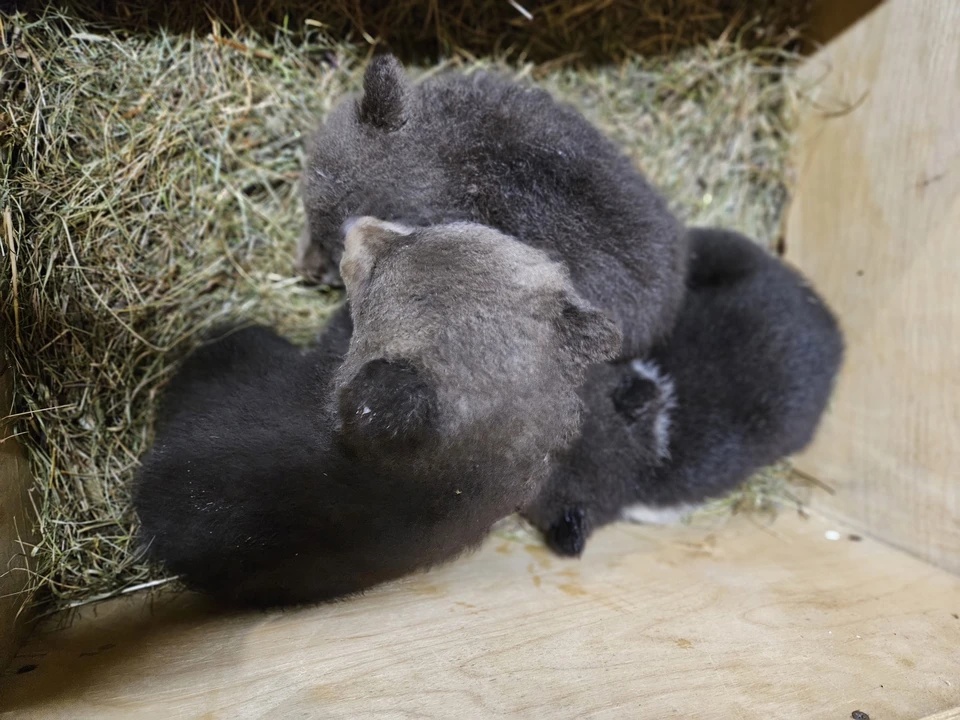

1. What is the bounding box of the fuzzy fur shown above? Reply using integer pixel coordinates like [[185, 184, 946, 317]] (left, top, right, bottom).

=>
[[298, 55, 686, 356], [523, 228, 845, 556], [134, 219, 620, 607]]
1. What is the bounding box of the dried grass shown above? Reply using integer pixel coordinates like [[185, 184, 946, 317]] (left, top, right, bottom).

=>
[[1, 7, 803, 613]]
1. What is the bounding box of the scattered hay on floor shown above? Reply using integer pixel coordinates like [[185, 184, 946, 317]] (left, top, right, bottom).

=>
[[694, 460, 802, 520], [1, 8, 801, 612], [491, 462, 805, 546]]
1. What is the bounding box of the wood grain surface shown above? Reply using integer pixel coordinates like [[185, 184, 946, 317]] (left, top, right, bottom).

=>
[[785, 0, 960, 574], [2, 513, 958, 719]]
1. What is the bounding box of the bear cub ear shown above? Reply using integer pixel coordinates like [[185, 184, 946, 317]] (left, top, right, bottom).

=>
[[339, 217, 416, 288], [338, 358, 437, 447], [611, 373, 660, 424], [685, 228, 764, 289], [555, 294, 623, 366], [357, 55, 408, 132]]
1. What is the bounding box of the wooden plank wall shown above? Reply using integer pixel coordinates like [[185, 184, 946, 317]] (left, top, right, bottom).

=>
[[785, 0, 960, 575], [0, 326, 37, 670]]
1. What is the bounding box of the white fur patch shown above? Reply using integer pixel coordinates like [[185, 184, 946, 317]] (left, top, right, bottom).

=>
[[628, 358, 676, 461], [621, 503, 698, 525]]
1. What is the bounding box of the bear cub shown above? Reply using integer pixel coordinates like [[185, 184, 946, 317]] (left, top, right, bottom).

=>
[[523, 228, 845, 556], [134, 218, 620, 607], [298, 55, 685, 356]]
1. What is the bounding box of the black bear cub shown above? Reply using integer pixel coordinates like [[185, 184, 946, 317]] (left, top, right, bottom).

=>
[[523, 228, 845, 556], [298, 55, 685, 357], [134, 218, 621, 607]]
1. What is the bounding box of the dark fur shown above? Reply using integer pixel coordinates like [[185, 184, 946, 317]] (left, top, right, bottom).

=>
[[523, 228, 845, 556], [298, 55, 686, 356], [134, 219, 620, 607]]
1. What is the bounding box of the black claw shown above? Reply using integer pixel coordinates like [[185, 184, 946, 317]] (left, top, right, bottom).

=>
[[546, 507, 588, 557]]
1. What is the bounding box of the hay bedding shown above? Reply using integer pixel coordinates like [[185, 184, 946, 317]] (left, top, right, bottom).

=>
[[1, 8, 801, 612]]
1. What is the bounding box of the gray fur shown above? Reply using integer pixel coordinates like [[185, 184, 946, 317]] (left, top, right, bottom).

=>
[[523, 228, 845, 556], [298, 55, 686, 356], [134, 219, 620, 607]]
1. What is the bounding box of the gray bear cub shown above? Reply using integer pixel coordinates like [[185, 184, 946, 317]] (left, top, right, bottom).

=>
[[523, 228, 845, 556], [134, 218, 620, 607], [299, 55, 686, 356]]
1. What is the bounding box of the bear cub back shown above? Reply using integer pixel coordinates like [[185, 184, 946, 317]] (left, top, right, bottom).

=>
[[298, 55, 686, 356]]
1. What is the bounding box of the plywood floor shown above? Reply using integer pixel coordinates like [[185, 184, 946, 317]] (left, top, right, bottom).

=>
[[2, 513, 959, 719]]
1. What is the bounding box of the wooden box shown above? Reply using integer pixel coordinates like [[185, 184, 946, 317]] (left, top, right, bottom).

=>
[[1, 1, 958, 717]]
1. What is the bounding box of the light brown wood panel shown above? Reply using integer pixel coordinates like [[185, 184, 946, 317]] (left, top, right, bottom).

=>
[[2, 513, 958, 719], [0, 330, 37, 672], [785, 0, 960, 574], [921, 710, 960, 720]]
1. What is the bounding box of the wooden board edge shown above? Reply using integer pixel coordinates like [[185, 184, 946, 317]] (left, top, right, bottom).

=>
[[0, 327, 39, 672], [802, 0, 887, 54]]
